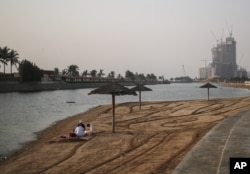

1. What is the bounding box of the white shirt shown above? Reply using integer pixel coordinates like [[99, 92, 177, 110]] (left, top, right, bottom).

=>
[[74, 126, 86, 136]]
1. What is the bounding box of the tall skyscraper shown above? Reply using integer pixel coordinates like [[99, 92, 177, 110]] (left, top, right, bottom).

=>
[[211, 34, 236, 79]]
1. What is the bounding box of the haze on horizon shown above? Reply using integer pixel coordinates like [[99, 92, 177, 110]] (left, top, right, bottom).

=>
[[1, 0, 250, 79]]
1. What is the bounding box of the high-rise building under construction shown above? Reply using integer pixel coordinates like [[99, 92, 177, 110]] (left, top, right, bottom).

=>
[[211, 34, 236, 79]]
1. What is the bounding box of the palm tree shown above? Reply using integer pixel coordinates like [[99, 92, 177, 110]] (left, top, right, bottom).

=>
[[67, 65, 79, 76], [108, 71, 115, 79], [159, 75, 164, 81], [146, 73, 157, 81], [137, 73, 145, 81], [8, 49, 19, 74], [0, 46, 10, 75], [125, 70, 135, 81], [97, 69, 105, 78], [62, 69, 68, 75], [54, 67, 59, 75], [82, 70, 88, 77], [90, 69, 97, 78], [117, 74, 123, 80], [0, 55, 7, 73]]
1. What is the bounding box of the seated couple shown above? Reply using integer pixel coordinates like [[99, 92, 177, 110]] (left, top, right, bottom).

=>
[[69, 120, 93, 138]]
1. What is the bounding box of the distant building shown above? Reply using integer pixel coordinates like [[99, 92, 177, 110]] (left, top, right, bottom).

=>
[[211, 34, 237, 79], [42, 70, 56, 81], [199, 67, 212, 80], [234, 68, 248, 78]]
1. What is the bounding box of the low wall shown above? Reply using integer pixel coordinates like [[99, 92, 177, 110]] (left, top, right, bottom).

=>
[[0, 81, 165, 93]]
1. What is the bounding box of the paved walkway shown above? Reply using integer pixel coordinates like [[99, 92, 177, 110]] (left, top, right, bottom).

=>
[[173, 109, 250, 174]]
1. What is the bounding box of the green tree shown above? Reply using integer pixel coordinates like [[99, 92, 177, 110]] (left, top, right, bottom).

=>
[[108, 71, 115, 79], [90, 69, 97, 78], [18, 59, 43, 82], [67, 65, 79, 76], [0, 46, 10, 75], [125, 70, 135, 80], [8, 49, 19, 74], [138, 73, 145, 81], [62, 69, 67, 75], [82, 70, 88, 77], [117, 73, 123, 80], [54, 68, 59, 75], [175, 76, 193, 82], [97, 69, 105, 78], [0, 55, 7, 74], [159, 75, 164, 81], [147, 73, 157, 81]]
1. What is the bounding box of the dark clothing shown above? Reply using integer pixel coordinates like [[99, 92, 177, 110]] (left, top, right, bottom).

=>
[[77, 123, 85, 130], [69, 132, 76, 137]]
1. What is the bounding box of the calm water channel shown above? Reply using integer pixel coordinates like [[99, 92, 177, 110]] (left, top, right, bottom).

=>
[[0, 83, 249, 157]]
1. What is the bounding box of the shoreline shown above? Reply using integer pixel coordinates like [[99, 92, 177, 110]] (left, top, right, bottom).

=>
[[3, 108, 96, 158], [1, 97, 250, 173], [219, 82, 250, 90], [11, 104, 102, 154], [0, 81, 166, 93]]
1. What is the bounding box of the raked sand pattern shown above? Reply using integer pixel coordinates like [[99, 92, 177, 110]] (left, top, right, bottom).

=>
[[1, 97, 250, 174]]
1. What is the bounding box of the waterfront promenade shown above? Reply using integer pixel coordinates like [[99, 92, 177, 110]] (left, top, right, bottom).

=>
[[173, 109, 250, 173]]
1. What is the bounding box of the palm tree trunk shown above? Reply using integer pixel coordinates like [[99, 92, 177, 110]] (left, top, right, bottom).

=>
[[10, 63, 12, 74], [14, 63, 18, 70], [3, 64, 5, 76], [112, 94, 115, 133]]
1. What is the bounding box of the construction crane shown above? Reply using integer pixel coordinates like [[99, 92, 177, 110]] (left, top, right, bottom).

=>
[[220, 28, 224, 43], [210, 31, 219, 45], [238, 54, 244, 69], [226, 22, 233, 37]]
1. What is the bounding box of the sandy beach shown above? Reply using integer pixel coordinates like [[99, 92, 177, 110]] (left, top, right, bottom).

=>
[[1, 97, 250, 174]]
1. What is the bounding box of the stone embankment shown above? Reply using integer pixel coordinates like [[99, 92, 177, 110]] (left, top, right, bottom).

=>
[[0, 81, 166, 93]]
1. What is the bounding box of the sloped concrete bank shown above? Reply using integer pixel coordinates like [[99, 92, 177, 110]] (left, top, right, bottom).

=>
[[0, 81, 165, 93]]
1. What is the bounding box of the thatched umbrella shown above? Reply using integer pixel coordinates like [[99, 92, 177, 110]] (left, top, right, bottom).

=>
[[199, 82, 217, 100], [131, 84, 152, 110], [88, 82, 137, 133]]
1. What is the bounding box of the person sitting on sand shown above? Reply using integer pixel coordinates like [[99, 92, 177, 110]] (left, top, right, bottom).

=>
[[75, 124, 87, 137], [77, 120, 86, 130], [86, 123, 93, 136]]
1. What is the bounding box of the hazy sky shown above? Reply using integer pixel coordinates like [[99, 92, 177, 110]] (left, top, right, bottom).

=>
[[1, 0, 250, 79]]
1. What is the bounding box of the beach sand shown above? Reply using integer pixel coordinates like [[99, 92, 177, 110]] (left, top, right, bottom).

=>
[[1, 97, 250, 174]]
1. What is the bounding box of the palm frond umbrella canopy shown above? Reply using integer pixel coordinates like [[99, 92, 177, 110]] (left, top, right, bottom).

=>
[[131, 84, 152, 110], [199, 82, 217, 100], [88, 82, 137, 133]]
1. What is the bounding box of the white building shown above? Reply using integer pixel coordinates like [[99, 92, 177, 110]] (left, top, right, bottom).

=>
[[199, 67, 212, 80]]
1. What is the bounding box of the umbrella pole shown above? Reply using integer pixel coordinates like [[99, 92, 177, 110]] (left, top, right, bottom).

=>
[[112, 94, 115, 133], [208, 88, 210, 101], [139, 91, 141, 110]]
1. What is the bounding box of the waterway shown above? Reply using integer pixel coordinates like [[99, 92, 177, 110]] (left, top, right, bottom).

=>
[[0, 83, 249, 157]]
